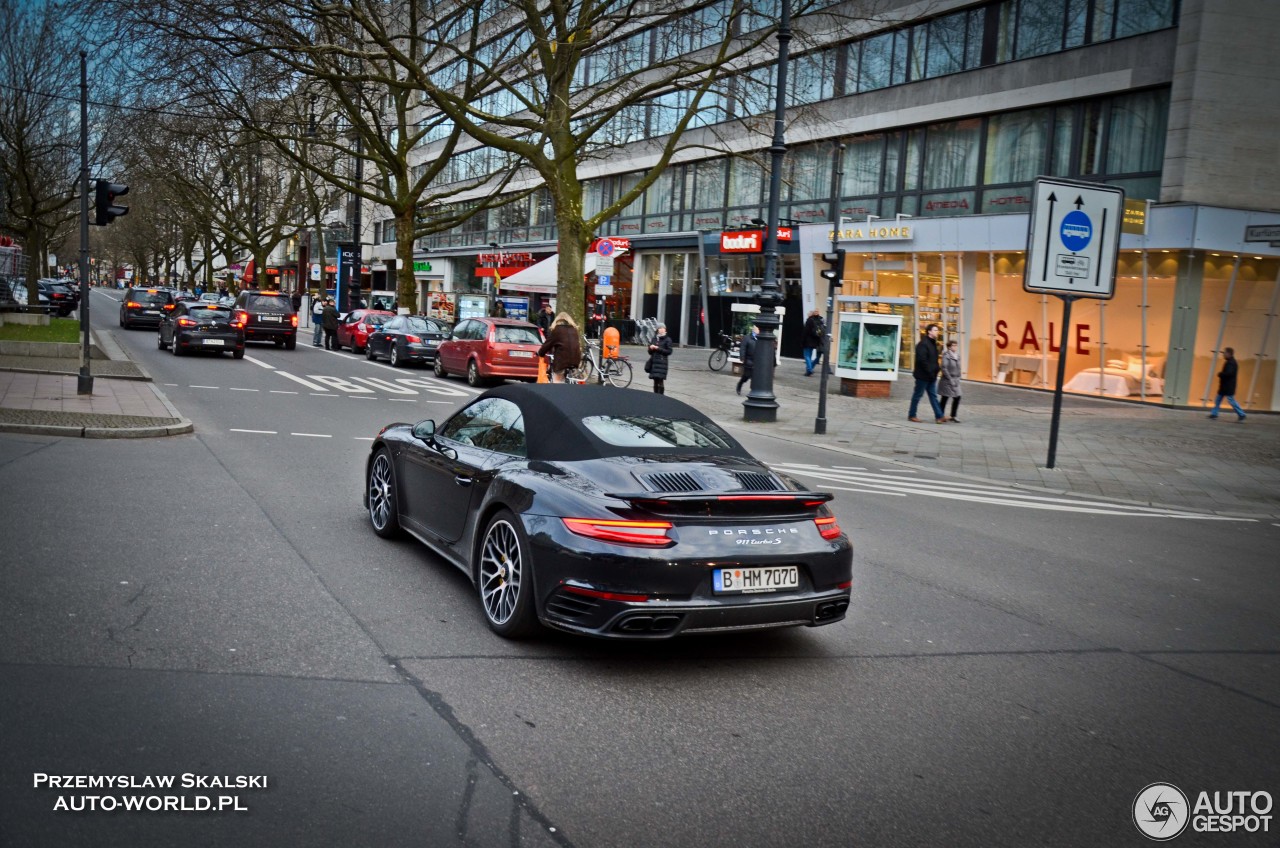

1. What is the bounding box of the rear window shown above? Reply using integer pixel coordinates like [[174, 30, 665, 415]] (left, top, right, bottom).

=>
[[492, 325, 541, 345], [191, 306, 231, 321], [405, 317, 445, 334], [582, 415, 734, 450], [130, 290, 170, 305], [244, 294, 293, 313]]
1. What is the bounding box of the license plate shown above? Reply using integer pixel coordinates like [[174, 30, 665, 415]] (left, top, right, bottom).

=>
[[510, 350, 533, 358], [143, 309, 159, 315], [203, 339, 226, 346], [259, 315, 282, 323], [713, 566, 799, 594]]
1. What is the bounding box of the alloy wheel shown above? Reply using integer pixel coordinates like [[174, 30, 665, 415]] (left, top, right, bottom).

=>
[[479, 520, 522, 625]]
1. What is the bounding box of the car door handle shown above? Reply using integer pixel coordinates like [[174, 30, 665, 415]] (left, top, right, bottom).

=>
[[454, 475, 472, 487]]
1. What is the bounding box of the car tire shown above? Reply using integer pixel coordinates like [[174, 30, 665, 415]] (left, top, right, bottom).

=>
[[233, 348, 245, 359], [366, 343, 378, 361], [477, 509, 540, 638], [157, 330, 168, 350], [389, 344, 402, 368], [366, 448, 402, 539], [284, 337, 296, 351], [467, 359, 485, 388], [434, 357, 447, 378], [171, 337, 183, 356]]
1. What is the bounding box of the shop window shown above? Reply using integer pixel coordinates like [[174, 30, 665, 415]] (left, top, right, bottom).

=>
[[1190, 256, 1278, 412]]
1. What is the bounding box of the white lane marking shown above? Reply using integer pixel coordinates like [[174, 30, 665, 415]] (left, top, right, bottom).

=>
[[291, 432, 331, 438], [243, 355, 275, 370], [423, 400, 452, 404], [389, 398, 417, 402], [773, 464, 1256, 520], [190, 385, 219, 389], [270, 390, 297, 395], [353, 437, 375, 441], [311, 393, 336, 397], [275, 371, 328, 391], [349, 396, 375, 400], [351, 376, 419, 395], [310, 375, 374, 393], [163, 383, 178, 386], [230, 428, 277, 434], [362, 360, 482, 394], [229, 387, 258, 392]]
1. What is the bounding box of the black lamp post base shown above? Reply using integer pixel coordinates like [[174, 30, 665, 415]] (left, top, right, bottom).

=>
[[742, 395, 779, 422], [76, 373, 94, 395]]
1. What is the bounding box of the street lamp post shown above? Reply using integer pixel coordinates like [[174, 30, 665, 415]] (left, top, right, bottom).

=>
[[743, 0, 791, 422], [815, 143, 845, 434]]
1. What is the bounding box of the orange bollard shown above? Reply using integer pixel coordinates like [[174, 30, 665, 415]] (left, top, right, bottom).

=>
[[602, 327, 620, 359], [537, 356, 549, 383]]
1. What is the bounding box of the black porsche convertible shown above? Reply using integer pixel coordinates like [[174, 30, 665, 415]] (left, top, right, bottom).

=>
[[364, 383, 852, 639]]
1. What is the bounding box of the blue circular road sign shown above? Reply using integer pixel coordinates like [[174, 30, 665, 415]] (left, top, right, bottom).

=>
[[1060, 210, 1092, 252]]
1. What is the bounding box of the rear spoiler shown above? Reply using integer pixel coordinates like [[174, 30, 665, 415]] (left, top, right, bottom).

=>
[[606, 491, 833, 514]]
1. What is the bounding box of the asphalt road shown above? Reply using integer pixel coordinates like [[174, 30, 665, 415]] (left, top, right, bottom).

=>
[[1, 291, 1277, 847]]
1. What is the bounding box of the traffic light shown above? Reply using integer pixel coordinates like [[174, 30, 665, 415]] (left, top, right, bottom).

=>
[[93, 179, 129, 226], [820, 249, 845, 286]]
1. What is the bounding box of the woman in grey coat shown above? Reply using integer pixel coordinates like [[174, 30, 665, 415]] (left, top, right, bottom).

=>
[[938, 339, 962, 422]]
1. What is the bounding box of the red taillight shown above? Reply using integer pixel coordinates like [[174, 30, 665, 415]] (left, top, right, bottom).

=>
[[290, 314, 298, 327], [176, 317, 196, 327], [163, 303, 175, 310], [125, 301, 141, 308], [561, 584, 650, 603], [232, 310, 249, 328], [836, 580, 852, 590], [815, 516, 842, 540], [405, 334, 422, 344], [562, 518, 674, 547]]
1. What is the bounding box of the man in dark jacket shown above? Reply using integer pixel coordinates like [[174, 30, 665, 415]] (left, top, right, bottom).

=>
[[908, 323, 945, 423], [802, 310, 825, 376], [321, 298, 341, 351], [1208, 346, 1246, 421], [536, 304, 554, 335], [736, 325, 759, 395]]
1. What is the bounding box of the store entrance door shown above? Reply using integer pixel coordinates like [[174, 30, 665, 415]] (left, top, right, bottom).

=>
[[639, 252, 699, 344]]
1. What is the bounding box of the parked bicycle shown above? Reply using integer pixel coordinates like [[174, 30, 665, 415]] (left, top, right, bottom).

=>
[[568, 340, 634, 388], [708, 332, 737, 371]]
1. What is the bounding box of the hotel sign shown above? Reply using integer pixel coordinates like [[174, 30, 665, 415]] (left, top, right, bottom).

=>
[[828, 224, 913, 242]]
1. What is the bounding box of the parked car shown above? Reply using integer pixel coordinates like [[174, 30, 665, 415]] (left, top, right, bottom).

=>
[[363, 383, 853, 639], [37, 280, 77, 316], [157, 301, 245, 358], [365, 315, 451, 367], [2, 279, 51, 312], [335, 309, 395, 353], [230, 289, 298, 349], [198, 292, 222, 304], [119, 286, 176, 329], [433, 317, 543, 386]]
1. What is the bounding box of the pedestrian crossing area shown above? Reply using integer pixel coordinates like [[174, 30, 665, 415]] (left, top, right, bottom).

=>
[[769, 463, 1254, 520]]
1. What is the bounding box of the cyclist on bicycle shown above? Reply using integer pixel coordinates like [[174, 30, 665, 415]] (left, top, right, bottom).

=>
[[537, 312, 582, 383], [645, 323, 673, 394]]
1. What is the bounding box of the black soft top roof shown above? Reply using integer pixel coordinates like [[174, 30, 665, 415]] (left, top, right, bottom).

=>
[[478, 383, 748, 462]]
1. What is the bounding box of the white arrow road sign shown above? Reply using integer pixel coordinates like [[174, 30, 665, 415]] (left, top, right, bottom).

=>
[[1024, 178, 1124, 299]]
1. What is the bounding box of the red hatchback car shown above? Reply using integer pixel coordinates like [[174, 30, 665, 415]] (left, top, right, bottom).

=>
[[335, 309, 395, 353], [434, 317, 544, 387]]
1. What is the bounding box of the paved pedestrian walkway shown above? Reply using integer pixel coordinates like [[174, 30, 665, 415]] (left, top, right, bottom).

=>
[[649, 344, 1280, 519], [0, 331, 190, 437]]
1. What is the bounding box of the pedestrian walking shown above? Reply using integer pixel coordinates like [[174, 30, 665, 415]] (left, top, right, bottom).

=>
[[291, 290, 302, 312], [802, 309, 825, 376], [321, 297, 340, 351], [908, 323, 946, 423], [1208, 346, 1246, 421], [312, 294, 325, 346], [938, 339, 963, 422], [736, 324, 759, 395], [537, 312, 582, 383], [536, 303, 555, 335], [646, 323, 673, 393]]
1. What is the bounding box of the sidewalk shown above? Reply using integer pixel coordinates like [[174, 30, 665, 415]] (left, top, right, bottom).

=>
[[0, 330, 191, 438], [651, 344, 1280, 519]]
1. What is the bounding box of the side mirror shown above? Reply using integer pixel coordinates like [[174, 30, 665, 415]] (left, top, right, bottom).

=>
[[411, 419, 436, 442]]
